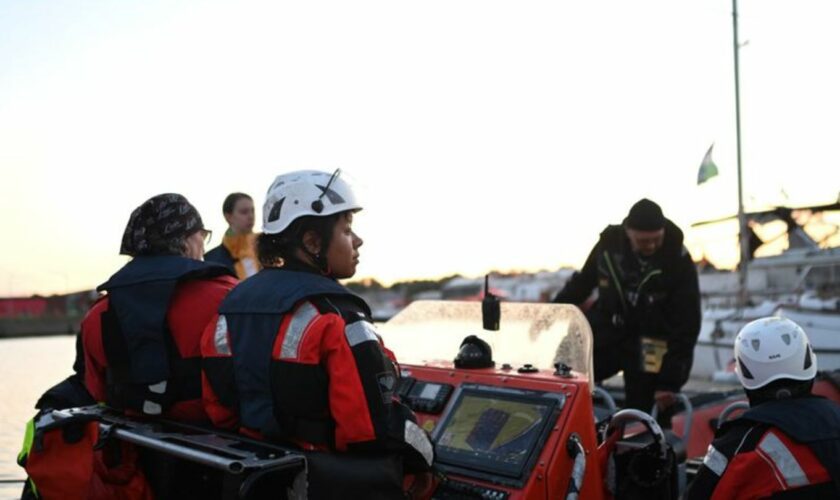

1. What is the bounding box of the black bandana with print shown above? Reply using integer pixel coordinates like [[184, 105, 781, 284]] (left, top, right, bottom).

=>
[[120, 193, 204, 257]]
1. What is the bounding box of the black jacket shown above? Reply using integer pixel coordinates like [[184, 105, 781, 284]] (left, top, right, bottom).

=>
[[204, 244, 235, 273], [553, 220, 701, 391]]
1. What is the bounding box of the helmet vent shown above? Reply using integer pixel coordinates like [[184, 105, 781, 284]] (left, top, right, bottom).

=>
[[269, 180, 285, 193], [751, 339, 761, 352], [804, 344, 813, 370], [738, 357, 754, 379], [267, 198, 285, 223], [781, 333, 791, 346]]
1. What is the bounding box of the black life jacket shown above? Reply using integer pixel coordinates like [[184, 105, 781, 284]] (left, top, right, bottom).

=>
[[204, 244, 235, 272], [216, 268, 369, 434], [97, 255, 233, 414], [723, 396, 840, 493]]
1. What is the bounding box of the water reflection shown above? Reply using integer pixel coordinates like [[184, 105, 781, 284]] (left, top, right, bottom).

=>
[[0, 336, 76, 486]]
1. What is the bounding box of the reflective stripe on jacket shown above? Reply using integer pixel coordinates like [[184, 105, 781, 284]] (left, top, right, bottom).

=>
[[687, 397, 840, 499], [201, 268, 433, 470]]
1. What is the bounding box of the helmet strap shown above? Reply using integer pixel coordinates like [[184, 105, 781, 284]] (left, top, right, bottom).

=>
[[294, 211, 339, 277], [297, 245, 328, 274], [299, 234, 333, 276], [312, 251, 331, 276], [319, 261, 333, 276]]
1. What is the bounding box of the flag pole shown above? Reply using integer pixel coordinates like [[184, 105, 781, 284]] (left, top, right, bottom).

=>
[[732, 0, 749, 307]]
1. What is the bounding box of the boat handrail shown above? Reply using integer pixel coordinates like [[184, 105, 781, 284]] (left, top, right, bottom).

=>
[[716, 400, 749, 429], [650, 392, 693, 446], [592, 387, 617, 415]]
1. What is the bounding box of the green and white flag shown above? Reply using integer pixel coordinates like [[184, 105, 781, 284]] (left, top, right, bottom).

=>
[[697, 144, 719, 185]]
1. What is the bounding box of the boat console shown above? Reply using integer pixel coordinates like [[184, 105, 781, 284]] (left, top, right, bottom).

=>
[[431, 384, 561, 486], [400, 365, 590, 498], [379, 300, 603, 499]]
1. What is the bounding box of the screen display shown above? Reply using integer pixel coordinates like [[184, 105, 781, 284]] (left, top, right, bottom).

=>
[[418, 384, 441, 400], [409, 382, 442, 400], [434, 388, 556, 479]]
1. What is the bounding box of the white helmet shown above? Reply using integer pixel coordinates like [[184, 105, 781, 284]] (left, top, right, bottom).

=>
[[262, 169, 362, 235], [734, 317, 817, 390]]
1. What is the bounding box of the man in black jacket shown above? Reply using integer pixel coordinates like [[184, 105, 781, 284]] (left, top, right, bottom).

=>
[[553, 199, 701, 420]]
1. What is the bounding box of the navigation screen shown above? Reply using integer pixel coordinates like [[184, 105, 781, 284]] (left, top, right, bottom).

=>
[[434, 387, 557, 479]]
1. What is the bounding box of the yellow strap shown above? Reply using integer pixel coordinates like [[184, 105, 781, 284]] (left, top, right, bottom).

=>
[[17, 418, 34, 464], [603, 251, 627, 312], [18, 418, 40, 498], [637, 269, 663, 293]]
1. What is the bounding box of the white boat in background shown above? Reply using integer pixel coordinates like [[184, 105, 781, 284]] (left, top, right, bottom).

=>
[[693, 299, 840, 381], [691, 200, 840, 380]]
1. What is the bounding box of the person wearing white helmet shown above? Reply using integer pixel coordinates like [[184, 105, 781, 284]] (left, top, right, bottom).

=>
[[687, 317, 840, 499], [200, 170, 433, 499]]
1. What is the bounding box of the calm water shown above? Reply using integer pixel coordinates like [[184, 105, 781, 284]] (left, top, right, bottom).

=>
[[0, 336, 77, 499]]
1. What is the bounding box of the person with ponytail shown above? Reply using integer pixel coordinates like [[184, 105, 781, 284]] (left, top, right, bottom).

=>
[[205, 192, 260, 279]]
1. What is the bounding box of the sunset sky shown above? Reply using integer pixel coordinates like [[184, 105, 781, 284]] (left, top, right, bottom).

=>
[[1, 0, 838, 296]]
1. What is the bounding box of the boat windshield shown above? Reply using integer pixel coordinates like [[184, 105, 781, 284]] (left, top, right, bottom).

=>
[[378, 301, 593, 388]]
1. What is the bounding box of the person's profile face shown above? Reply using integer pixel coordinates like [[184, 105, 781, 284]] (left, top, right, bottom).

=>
[[326, 212, 363, 279], [625, 227, 665, 257], [225, 198, 255, 234]]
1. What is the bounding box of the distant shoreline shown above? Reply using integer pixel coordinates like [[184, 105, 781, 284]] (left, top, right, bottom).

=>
[[0, 317, 80, 339]]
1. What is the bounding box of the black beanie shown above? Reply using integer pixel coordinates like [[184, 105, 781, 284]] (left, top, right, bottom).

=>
[[624, 198, 665, 231]]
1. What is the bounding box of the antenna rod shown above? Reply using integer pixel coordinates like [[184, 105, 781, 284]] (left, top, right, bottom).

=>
[[733, 0, 749, 308]]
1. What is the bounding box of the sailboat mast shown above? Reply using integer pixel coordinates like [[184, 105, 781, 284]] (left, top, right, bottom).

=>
[[732, 0, 749, 307]]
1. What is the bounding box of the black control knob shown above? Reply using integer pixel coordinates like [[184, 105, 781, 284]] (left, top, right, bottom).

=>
[[517, 363, 538, 373]]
